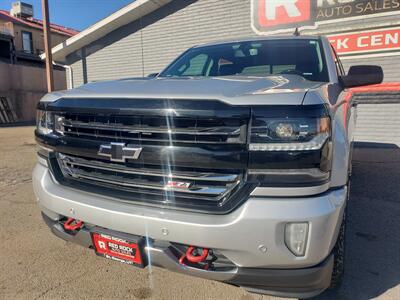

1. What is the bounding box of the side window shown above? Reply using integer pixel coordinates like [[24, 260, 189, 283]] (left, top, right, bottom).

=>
[[331, 46, 345, 76], [310, 40, 324, 73], [181, 54, 209, 76], [337, 56, 345, 76]]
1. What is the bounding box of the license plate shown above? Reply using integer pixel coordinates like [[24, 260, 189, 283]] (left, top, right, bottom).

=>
[[91, 230, 146, 268]]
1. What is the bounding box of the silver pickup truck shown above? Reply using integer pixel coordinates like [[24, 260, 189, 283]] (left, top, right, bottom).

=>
[[33, 36, 383, 298]]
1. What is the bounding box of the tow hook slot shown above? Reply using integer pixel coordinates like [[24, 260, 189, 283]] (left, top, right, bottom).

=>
[[179, 246, 215, 270], [63, 217, 84, 231]]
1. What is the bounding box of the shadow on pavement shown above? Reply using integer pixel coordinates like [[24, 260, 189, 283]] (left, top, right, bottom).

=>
[[312, 144, 400, 300], [0, 121, 35, 128]]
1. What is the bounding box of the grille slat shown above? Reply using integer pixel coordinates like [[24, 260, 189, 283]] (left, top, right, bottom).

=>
[[62, 119, 242, 136], [57, 153, 242, 202], [58, 114, 247, 145], [58, 154, 239, 182], [59, 130, 241, 144]]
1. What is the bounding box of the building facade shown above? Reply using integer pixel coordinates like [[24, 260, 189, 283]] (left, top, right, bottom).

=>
[[0, 7, 78, 63], [51, 0, 400, 145], [0, 2, 78, 122]]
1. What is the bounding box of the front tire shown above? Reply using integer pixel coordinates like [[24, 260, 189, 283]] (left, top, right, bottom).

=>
[[329, 183, 349, 289], [329, 211, 346, 289]]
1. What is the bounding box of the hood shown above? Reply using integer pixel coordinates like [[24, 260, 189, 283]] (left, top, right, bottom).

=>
[[42, 75, 325, 106]]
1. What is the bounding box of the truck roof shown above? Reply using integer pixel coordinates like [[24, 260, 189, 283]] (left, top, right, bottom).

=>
[[193, 35, 324, 48]]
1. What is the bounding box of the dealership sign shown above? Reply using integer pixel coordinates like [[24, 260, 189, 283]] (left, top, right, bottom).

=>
[[251, 0, 400, 35], [329, 27, 400, 55]]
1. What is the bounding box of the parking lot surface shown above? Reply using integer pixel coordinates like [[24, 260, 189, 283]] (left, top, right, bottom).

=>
[[0, 126, 399, 300]]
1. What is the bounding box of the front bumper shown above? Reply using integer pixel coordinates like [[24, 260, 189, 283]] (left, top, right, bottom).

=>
[[33, 162, 346, 297], [42, 212, 334, 299]]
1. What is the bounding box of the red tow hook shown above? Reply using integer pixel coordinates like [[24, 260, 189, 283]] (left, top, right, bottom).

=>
[[179, 246, 210, 270], [63, 217, 84, 231], [185, 246, 209, 263]]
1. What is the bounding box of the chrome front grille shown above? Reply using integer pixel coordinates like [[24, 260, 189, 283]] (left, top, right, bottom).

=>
[[57, 153, 242, 203], [57, 114, 247, 145], [48, 100, 251, 212]]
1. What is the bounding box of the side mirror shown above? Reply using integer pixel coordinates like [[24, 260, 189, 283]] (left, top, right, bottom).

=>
[[147, 73, 159, 78], [339, 65, 383, 88]]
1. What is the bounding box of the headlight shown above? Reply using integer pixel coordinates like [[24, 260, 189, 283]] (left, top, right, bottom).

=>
[[248, 106, 332, 187], [36, 110, 65, 135], [249, 117, 330, 151], [36, 110, 54, 135]]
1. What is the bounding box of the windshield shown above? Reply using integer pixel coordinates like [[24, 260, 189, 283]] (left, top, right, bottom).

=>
[[160, 39, 329, 82]]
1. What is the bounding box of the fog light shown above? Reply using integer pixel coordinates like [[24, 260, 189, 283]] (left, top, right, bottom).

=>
[[285, 222, 309, 257]]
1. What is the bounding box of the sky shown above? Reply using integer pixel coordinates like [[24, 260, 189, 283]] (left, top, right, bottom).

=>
[[0, 0, 135, 31]]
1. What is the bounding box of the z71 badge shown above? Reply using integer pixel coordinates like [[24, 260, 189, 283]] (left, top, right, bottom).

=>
[[165, 180, 192, 189]]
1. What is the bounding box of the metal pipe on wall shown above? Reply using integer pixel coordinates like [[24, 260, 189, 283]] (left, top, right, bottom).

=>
[[53, 61, 74, 89]]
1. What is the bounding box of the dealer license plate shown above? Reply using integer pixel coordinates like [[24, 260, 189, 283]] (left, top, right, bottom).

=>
[[91, 230, 146, 268]]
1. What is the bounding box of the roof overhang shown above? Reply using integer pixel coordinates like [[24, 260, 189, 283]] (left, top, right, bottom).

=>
[[41, 0, 172, 62]]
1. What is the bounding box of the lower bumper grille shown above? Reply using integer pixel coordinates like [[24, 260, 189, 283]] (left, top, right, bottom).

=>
[[53, 153, 249, 212]]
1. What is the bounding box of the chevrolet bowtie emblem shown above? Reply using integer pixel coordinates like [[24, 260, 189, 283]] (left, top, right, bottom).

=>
[[98, 143, 142, 162]]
